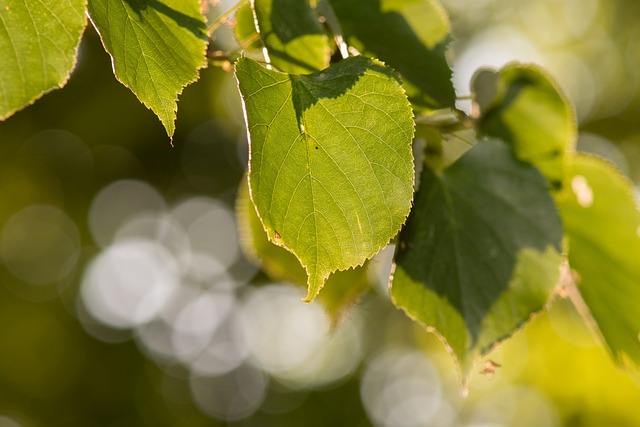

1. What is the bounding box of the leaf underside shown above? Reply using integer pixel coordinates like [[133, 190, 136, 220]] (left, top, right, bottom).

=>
[[235, 56, 415, 301]]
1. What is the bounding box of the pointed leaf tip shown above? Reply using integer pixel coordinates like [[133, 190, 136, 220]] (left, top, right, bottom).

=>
[[236, 174, 372, 320], [87, 0, 208, 137]]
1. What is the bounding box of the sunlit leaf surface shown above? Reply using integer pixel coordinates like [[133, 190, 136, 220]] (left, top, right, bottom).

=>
[[236, 175, 371, 324], [235, 56, 414, 300], [87, 0, 207, 137], [0, 0, 86, 119]]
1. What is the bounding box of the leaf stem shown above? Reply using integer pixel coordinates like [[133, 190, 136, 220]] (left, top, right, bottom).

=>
[[207, 0, 249, 36]]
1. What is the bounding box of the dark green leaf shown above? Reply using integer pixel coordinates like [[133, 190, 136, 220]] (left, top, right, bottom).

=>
[[235, 56, 414, 301], [87, 0, 208, 137], [0, 0, 87, 119], [328, 0, 455, 110], [391, 138, 563, 375]]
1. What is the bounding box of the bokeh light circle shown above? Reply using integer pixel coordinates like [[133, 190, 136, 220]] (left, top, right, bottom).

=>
[[1, 205, 80, 286], [190, 362, 268, 421], [88, 180, 165, 247], [80, 239, 180, 329], [360, 348, 444, 427]]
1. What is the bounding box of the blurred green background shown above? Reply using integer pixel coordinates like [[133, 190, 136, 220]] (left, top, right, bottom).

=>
[[1, 0, 640, 425]]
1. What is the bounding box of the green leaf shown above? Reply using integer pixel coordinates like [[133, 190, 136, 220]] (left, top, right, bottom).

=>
[[236, 175, 371, 324], [559, 154, 640, 366], [328, 0, 455, 110], [474, 63, 577, 190], [234, 1, 261, 50], [235, 56, 414, 301], [252, 0, 330, 74], [391, 138, 563, 375], [0, 0, 87, 120], [87, 0, 208, 137]]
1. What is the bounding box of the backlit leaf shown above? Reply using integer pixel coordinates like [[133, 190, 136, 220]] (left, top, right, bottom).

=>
[[234, 1, 261, 50], [236, 175, 371, 324], [235, 56, 414, 301], [474, 63, 577, 190], [87, 0, 208, 137], [252, 0, 330, 74], [0, 0, 87, 119]]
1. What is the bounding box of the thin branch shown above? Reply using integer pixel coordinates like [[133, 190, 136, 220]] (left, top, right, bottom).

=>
[[207, 0, 249, 36]]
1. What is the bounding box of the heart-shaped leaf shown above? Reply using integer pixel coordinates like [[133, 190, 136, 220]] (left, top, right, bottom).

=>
[[235, 56, 414, 300], [391, 138, 563, 377]]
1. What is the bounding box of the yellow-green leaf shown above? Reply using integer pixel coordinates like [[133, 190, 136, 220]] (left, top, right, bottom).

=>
[[236, 175, 371, 324], [235, 56, 414, 301], [0, 0, 87, 119], [252, 0, 330, 74], [559, 154, 640, 367], [87, 0, 208, 137], [474, 63, 577, 190]]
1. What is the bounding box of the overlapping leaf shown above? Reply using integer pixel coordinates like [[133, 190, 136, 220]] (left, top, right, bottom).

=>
[[391, 139, 563, 376], [235, 56, 414, 301], [474, 63, 577, 189], [0, 0, 87, 120], [328, 0, 455, 110], [236, 176, 371, 324], [559, 154, 640, 366], [252, 0, 330, 74], [87, 0, 208, 137], [234, 1, 261, 50]]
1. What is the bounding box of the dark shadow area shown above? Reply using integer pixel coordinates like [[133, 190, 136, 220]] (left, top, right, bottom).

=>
[[123, 0, 208, 40], [270, 0, 325, 43], [479, 76, 564, 190], [255, 0, 327, 73], [328, 0, 456, 109], [290, 56, 400, 129], [395, 140, 562, 351]]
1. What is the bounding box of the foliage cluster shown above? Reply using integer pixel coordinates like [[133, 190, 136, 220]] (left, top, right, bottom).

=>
[[2, 0, 640, 383]]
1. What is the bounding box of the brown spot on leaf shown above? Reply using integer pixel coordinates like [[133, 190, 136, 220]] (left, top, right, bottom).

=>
[[479, 359, 501, 378]]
